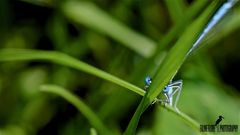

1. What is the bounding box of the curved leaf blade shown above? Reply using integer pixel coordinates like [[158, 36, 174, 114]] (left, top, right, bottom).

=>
[[0, 49, 145, 97], [40, 84, 110, 135]]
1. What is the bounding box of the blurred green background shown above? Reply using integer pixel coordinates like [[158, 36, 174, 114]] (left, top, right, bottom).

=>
[[0, 0, 240, 135]]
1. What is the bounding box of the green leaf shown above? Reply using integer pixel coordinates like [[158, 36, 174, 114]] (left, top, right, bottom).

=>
[[164, 0, 186, 23], [40, 84, 110, 135], [0, 49, 145, 96], [124, 1, 219, 135], [157, 0, 210, 50], [62, 1, 156, 58], [0, 49, 203, 134], [90, 128, 98, 135]]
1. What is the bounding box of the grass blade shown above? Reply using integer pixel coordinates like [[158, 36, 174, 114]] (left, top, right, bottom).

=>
[[124, 2, 219, 135], [0, 49, 208, 134], [157, 0, 210, 50], [0, 49, 145, 97], [40, 84, 110, 135], [164, 0, 186, 23], [63, 1, 156, 58]]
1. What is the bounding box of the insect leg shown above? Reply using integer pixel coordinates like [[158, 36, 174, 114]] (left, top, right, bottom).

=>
[[170, 85, 182, 112]]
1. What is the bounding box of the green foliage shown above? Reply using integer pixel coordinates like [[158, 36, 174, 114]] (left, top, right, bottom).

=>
[[0, 49, 145, 96], [124, 2, 219, 134], [0, 0, 240, 135], [40, 85, 110, 135], [63, 1, 156, 58]]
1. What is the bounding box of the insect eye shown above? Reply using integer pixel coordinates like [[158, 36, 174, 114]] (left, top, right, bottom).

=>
[[145, 76, 152, 85], [149, 80, 152, 84]]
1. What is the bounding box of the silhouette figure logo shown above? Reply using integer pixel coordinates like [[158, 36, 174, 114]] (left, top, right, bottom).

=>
[[200, 115, 238, 132], [215, 115, 224, 126]]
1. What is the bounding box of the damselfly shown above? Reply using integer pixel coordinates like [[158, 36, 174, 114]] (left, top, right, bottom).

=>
[[144, 76, 182, 112], [144, 0, 238, 112]]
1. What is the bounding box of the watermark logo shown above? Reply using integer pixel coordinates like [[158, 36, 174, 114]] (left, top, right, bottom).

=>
[[215, 115, 224, 126], [200, 115, 238, 132]]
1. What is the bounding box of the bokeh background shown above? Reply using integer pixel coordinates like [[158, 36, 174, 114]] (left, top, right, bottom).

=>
[[0, 0, 240, 134]]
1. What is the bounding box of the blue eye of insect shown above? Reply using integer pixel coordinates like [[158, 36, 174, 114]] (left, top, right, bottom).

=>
[[163, 86, 169, 93], [144, 76, 152, 86]]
